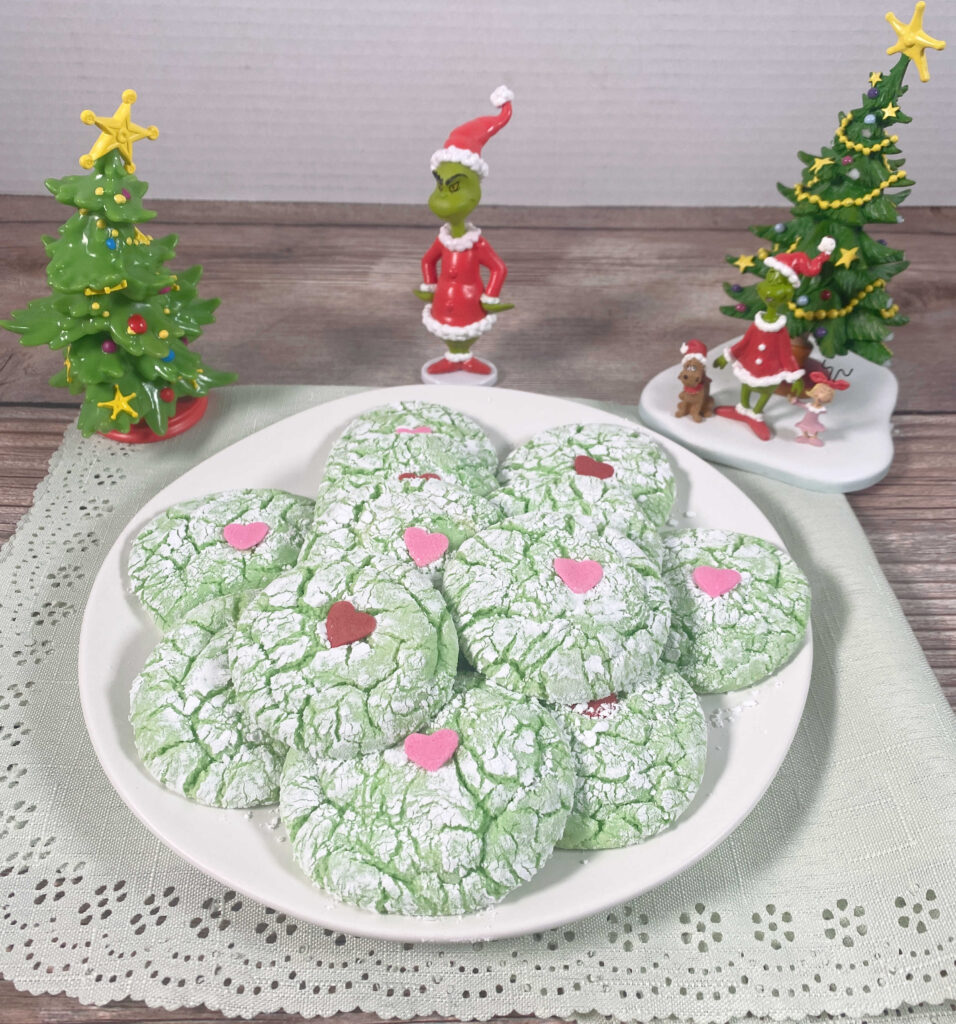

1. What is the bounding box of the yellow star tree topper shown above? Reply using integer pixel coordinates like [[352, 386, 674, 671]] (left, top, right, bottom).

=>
[[886, 1, 946, 82], [79, 89, 158, 173]]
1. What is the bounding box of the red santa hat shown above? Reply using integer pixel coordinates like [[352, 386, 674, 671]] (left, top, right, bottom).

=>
[[763, 237, 836, 288], [680, 339, 708, 364], [430, 86, 514, 179]]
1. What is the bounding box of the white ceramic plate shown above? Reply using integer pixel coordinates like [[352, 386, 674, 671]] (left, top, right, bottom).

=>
[[78, 385, 812, 943]]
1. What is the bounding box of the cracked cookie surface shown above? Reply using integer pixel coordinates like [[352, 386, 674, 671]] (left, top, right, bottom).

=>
[[661, 528, 811, 693], [230, 558, 458, 760], [443, 512, 670, 703], [280, 677, 575, 916], [497, 422, 676, 534], [129, 488, 314, 630], [551, 669, 706, 849], [129, 596, 286, 808]]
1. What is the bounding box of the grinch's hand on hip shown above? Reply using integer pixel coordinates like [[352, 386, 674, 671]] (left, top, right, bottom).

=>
[[413, 288, 435, 302], [482, 299, 514, 313]]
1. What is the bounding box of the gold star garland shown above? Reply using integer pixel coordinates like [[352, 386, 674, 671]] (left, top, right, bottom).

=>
[[787, 279, 900, 321]]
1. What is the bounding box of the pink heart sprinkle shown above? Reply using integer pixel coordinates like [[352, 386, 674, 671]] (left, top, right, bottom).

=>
[[404, 729, 459, 771], [553, 557, 604, 594], [395, 426, 434, 434], [692, 565, 742, 598], [404, 527, 450, 568], [223, 521, 270, 550]]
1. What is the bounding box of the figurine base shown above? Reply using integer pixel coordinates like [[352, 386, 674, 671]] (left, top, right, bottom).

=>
[[421, 357, 498, 387], [100, 396, 209, 444], [637, 341, 898, 494]]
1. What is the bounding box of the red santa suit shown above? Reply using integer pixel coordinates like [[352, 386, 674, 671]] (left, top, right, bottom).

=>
[[723, 312, 805, 388], [420, 222, 507, 342]]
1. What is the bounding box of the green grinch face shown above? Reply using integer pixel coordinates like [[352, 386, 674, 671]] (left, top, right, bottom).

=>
[[757, 269, 794, 316], [428, 162, 482, 223]]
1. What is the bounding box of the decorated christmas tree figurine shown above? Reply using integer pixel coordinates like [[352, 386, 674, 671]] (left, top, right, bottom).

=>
[[414, 86, 515, 387], [2, 89, 235, 441], [714, 241, 834, 441], [721, 2, 945, 369]]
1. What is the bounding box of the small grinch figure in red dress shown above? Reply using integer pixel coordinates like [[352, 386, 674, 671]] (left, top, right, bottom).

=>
[[414, 86, 515, 386], [714, 239, 835, 440]]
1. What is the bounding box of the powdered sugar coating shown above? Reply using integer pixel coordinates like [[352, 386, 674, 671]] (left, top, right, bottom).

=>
[[497, 422, 676, 534], [280, 679, 575, 916], [552, 669, 707, 849], [443, 512, 670, 703], [662, 529, 811, 693], [339, 401, 499, 472], [322, 430, 499, 502], [230, 557, 458, 760], [299, 483, 502, 586], [128, 489, 314, 630], [129, 596, 286, 808]]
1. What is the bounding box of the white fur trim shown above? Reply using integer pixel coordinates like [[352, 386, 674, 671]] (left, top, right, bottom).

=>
[[763, 256, 800, 288], [490, 85, 514, 107], [430, 146, 489, 178], [418, 283, 436, 293], [735, 403, 765, 422], [439, 222, 481, 252], [818, 236, 836, 254], [422, 304, 497, 341], [480, 293, 500, 304], [445, 350, 470, 363], [753, 311, 787, 333], [730, 363, 805, 388], [681, 352, 707, 365]]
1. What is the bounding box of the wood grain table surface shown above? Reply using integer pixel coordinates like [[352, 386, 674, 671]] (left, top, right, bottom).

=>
[[0, 196, 953, 1024]]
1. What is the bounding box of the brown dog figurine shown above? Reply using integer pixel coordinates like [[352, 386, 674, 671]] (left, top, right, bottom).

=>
[[675, 339, 715, 422]]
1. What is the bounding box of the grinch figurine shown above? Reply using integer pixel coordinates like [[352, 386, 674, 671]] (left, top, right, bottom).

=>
[[414, 86, 515, 386], [714, 239, 835, 440]]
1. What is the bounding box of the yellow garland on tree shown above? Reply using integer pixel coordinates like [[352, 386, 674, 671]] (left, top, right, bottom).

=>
[[836, 112, 899, 155], [787, 278, 900, 320]]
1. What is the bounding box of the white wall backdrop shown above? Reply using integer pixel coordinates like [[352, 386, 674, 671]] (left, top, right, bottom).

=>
[[0, 0, 952, 206]]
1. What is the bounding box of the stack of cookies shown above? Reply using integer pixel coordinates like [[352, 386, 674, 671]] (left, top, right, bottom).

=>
[[126, 401, 810, 917]]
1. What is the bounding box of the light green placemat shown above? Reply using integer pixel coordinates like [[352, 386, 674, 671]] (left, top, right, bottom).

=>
[[1, 385, 954, 1023]]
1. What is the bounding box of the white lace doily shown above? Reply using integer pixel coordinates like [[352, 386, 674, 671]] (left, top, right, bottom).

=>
[[2, 386, 955, 1022]]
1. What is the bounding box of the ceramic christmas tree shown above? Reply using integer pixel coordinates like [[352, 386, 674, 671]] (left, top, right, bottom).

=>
[[721, 2, 945, 369], [2, 90, 234, 441], [414, 86, 515, 387], [638, 3, 945, 493]]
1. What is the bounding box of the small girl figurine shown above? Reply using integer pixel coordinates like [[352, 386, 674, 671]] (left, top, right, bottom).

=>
[[794, 370, 850, 446]]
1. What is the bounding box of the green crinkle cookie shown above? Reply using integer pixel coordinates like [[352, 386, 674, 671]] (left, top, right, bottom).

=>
[[443, 512, 671, 704], [280, 678, 575, 917], [129, 596, 286, 808], [299, 481, 502, 586], [322, 430, 499, 502], [230, 558, 459, 760], [497, 422, 676, 533], [128, 488, 314, 630], [551, 669, 707, 850], [339, 401, 499, 472], [661, 528, 811, 693]]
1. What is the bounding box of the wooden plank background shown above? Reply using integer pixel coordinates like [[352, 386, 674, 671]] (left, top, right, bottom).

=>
[[0, 197, 953, 1024]]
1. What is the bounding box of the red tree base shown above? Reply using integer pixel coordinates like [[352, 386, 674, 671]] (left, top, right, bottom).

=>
[[100, 396, 209, 444], [714, 405, 773, 441]]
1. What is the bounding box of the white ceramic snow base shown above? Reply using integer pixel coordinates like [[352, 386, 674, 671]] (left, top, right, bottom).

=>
[[421, 357, 499, 387], [638, 341, 898, 493]]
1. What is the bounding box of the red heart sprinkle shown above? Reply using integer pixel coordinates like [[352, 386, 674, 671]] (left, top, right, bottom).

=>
[[692, 565, 742, 598], [325, 600, 377, 648], [404, 729, 459, 771], [398, 472, 441, 481], [222, 521, 270, 550], [577, 694, 619, 719], [574, 455, 615, 479], [554, 557, 604, 594], [395, 426, 434, 434]]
